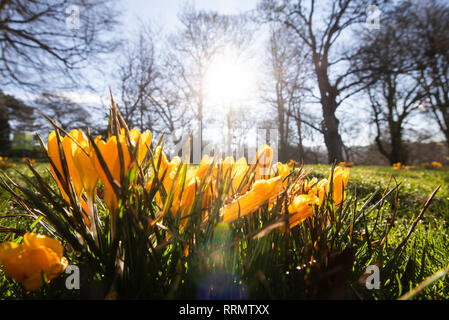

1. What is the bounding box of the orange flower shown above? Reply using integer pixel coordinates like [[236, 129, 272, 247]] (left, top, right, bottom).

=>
[[330, 166, 350, 206], [47, 130, 69, 201], [253, 144, 274, 180], [309, 167, 349, 206], [288, 193, 320, 228], [94, 135, 120, 212], [47, 130, 86, 201], [21, 157, 35, 165], [431, 161, 443, 168], [308, 178, 328, 203], [230, 157, 250, 193], [94, 129, 152, 212], [287, 159, 299, 168], [195, 154, 214, 180], [91, 129, 151, 240], [48, 130, 93, 197], [220, 175, 284, 223], [47, 130, 96, 228], [339, 161, 354, 167], [0, 233, 68, 291], [148, 149, 196, 222], [72, 136, 99, 198]]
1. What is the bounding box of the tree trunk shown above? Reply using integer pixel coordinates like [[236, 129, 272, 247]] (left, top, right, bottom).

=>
[[278, 111, 287, 162], [389, 123, 406, 164], [322, 111, 344, 164], [295, 110, 304, 161], [276, 82, 289, 162], [0, 103, 11, 155], [315, 59, 344, 163]]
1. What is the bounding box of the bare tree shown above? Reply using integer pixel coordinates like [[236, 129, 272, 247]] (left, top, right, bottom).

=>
[[258, 0, 385, 163], [260, 23, 312, 161], [34, 92, 91, 133], [407, 1, 449, 150], [351, 4, 426, 165], [165, 4, 253, 149], [118, 25, 158, 132], [0, 0, 121, 91], [117, 23, 191, 145]]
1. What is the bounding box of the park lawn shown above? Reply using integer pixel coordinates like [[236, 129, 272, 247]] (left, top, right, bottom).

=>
[[305, 164, 449, 220], [0, 161, 448, 299]]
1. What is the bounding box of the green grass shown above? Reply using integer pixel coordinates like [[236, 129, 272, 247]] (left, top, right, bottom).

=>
[[305, 164, 449, 299], [1, 162, 449, 299], [307, 164, 449, 220]]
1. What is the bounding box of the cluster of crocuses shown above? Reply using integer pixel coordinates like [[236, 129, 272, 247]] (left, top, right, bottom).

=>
[[393, 162, 410, 170], [420, 161, 444, 168], [0, 126, 350, 292], [46, 128, 151, 239], [148, 144, 292, 226], [0, 156, 15, 168]]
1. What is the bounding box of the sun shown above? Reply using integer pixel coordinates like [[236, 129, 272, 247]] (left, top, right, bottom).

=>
[[204, 48, 255, 108]]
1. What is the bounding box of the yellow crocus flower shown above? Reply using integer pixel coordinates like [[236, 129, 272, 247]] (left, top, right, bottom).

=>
[[47, 131, 69, 201], [287, 159, 299, 168], [431, 161, 443, 168], [253, 144, 274, 180], [95, 129, 152, 211], [47, 130, 87, 202], [231, 157, 250, 193], [61, 129, 86, 199], [276, 162, 290, 178], [308, 178, 328, 203], [220, 175, 284, 223], [0, 233, 68, 291], [71, 133, 100, 237], [93, 129, 151, 240], [196, 155, 214, 180], [46, 131, 92, 228], [288, 193, 320, 228], [312, 167, 349, 206], [72, 137, 99, 198], [393, 162, 402, 170], [330, 166, 350, 206]]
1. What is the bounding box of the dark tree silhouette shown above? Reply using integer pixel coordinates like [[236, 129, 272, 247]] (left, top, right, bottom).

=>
[[0, 0, 120, 91], [34, 92, 91, 133], [260, 23, 312, 162], [406, 0, 449, 150], [258, 0, 385, 163]]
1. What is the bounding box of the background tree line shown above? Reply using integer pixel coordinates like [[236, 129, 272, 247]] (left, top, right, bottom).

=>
[[0, 0, 448, 165]]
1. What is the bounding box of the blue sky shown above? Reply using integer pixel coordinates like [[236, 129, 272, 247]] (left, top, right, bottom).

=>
[[121, 0, 259, 32]]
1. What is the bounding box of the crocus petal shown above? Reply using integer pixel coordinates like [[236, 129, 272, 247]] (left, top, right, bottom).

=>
[[0, 233, 68, 291], [288, 193, 320, 228], [73, 138, 99, 197], [62, 131, 83, 198], [220, 175, 284, 223], [253, 145, 274, 180]]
